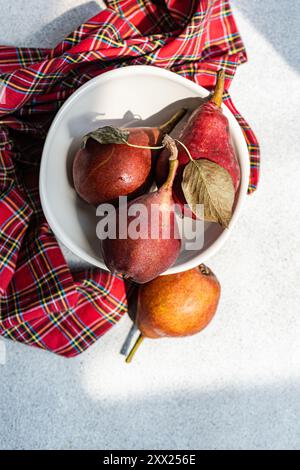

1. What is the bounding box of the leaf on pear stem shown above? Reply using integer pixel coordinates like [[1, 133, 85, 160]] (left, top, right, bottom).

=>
[[181, 159, 235, 228], [82, 126, 130, 148]]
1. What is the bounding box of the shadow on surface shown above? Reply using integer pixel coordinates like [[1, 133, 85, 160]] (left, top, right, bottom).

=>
[[234, 0, 300, 72], [24, 1, 102, 48], [0, 345, 300, 450]]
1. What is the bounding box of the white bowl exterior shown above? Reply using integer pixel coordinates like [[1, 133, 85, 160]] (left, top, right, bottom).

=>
[[40, 66, 250, 274]]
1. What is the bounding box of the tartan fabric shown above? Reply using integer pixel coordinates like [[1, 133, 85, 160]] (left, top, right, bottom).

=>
[[0, 0, 260, 357]]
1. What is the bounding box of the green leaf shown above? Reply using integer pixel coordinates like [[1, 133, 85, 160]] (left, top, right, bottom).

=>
[[181, 159, 235, 228]]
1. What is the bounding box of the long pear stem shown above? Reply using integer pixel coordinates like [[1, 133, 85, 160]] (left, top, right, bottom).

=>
[[211, 69, 226, 107], [161, 135, 179, 191], [159, 108, 187, 134], [125, 334, 144, 364], [122, 140, 165, 150], [175, 138, 194, 163]]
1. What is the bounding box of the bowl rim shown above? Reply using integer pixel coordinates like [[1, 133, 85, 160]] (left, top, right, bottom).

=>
[[40, 64, 250, 274]]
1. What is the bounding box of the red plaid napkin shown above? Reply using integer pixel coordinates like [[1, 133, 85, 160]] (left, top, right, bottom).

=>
[[0, 0, 260, 357]]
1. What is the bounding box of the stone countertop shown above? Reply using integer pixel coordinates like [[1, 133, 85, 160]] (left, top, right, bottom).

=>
[[0, 0, 299, 451]]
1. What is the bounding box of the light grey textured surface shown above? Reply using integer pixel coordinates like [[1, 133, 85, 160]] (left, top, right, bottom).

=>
[[0, 0, 300, 451]]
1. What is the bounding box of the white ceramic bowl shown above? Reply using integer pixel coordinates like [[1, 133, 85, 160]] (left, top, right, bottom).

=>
[[40, 65, 249, 274]]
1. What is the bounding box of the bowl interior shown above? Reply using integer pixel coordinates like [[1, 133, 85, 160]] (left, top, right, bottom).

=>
[[40, 66, 249, 274]]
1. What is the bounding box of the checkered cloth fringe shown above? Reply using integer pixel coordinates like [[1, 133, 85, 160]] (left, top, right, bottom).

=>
[[0, 0, 260, 357]]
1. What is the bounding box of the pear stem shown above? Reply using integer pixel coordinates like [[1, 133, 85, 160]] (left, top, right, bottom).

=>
[[211, 69, 226, 108], [119, 109, 186, 151], [159, 108, 187, 135], [125, 333, 144, 364], [175, 138, 194, 163], [122, 140, 165, 150], [161, 135, 179, 191]]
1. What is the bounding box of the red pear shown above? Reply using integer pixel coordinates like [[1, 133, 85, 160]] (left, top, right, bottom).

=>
[[73, 109, 186, 206], [100, 135, 181, 284], [155, 71, 241, 219]]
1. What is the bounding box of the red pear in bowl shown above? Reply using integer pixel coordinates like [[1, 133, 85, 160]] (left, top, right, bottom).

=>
[[156, 70, 239, 227], [101, 135, 181, 284], [73, 109, 186, 206]]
